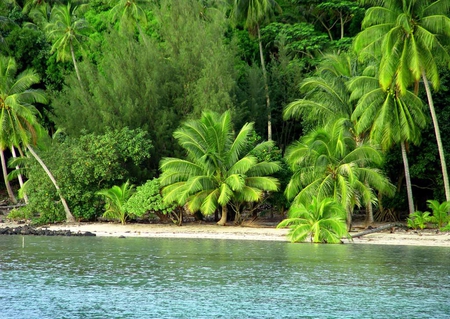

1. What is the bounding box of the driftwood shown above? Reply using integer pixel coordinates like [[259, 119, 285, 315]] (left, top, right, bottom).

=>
[[0, 204, 27, 211], [351, 223, 408, 238]]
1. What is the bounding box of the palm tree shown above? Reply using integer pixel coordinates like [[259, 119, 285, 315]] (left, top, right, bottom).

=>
[[283, 52, 356, 126], [232, 0, 281, 141], [97, 180, 135, 225], [159, 110, 281, 225], [0, 55, 75, 221], [354, 0, 450, 201], [45, 3, 90, 85], [108, 0, 150, 34], [277, 197, 349, 243], [284, 118, 395, 228], [349, 67, 427, 215]]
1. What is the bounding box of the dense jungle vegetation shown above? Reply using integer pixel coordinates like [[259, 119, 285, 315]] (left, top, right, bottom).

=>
[[1, 0, 450, 238]]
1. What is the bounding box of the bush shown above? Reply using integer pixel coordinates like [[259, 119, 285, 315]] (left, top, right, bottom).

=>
[[21, 127, 152, 223], [407, 211, 431, 230], [125, 178, 177, 222]]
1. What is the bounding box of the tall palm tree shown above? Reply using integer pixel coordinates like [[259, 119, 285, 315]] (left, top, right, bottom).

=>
[[45, 3, 90, 85], [283, 52, 355, 126], [284, 118, 395, 228], [0, 55, 74, 221], [354, 0, 450, 201], [160, 110, 281, 225], [349, 67, 427, 215], [232, 0, 281, 141], [108, 0, 150, 34]]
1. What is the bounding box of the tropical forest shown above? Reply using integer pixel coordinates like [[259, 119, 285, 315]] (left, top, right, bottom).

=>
[[1, 0, 450, 244]]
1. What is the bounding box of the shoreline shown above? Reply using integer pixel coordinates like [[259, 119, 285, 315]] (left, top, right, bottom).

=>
[[2, 221, 450, 247]]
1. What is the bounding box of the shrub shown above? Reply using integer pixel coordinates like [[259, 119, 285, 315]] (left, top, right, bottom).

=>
[[407, 211, 431, 230], [21, 127, 152, 223], [125, 178, 177, 222], [427, 200, 450, 230], [97, 181, 135, 224]]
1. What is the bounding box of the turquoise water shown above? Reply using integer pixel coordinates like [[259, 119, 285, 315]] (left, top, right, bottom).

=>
[[0, 236, 449, 319]]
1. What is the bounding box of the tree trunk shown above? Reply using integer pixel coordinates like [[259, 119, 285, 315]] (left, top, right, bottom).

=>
[[257, 24, 272, 141], [346, 209, 352, 231], [70, 39, 83, 87], [365, 203, 374, 226], [27, 145, 75, 223], [401, 142, 414, 215], [217, 204, 227, 226], [0, 149, 17, 204], [11, 146, 28, 204], [422, 73, 450, 202], [351, 223, 408, 238]]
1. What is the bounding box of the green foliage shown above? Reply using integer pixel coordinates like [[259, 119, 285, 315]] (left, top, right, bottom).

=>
[[407, 211, 431, 230], [262, 22, 328, 60], [354, 0, 450, 95], [97, 180, 135, 224], [6, 208, 34, 221], [52, 1, 237, 171], [125, 178, 176, 218], [283, 52, 356, 128], [426, 200, 450, 230], [232, 0, 281, 33], [284, 118, 395, 219], [23, 128, 152, 222], [160, 110, 281, 225], [277, 197, 349, 243]]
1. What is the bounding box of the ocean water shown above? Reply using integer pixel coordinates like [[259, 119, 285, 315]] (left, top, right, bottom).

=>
[[0, 236, 449, 318]]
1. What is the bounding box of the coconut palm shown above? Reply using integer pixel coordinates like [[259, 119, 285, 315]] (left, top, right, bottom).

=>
[[97, 180, 135, 225], [0, 55, 74, 221], [277, 196, 349, 243], [232, 0, 281, 141], [45, 3, 90, 85], [349, 67, 428, 215], [108, 0, 150, 34], [354, 0, 450, 201], [159, 110, 281, 225], [283, 52, 356, 126], [284, 118, 395, 228]]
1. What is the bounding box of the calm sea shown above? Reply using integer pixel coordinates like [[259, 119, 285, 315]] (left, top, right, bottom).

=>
[[0, 236, 449, 318]]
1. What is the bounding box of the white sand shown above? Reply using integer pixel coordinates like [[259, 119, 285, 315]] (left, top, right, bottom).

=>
[[35, 222, 450, 247], [2, 220, 450, 246]]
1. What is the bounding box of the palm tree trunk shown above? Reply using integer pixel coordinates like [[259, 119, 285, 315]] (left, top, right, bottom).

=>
[[217, 204, 227, 226], [11, 146, 28, 204], [365, 203, 374, 225], [422, 74, 450, 202], [401, 142, 414, 215], [257, 24, 272, 141], [70, 39, 82, 87], [27, 145, 75, 223], [0, 149, 17, 204]]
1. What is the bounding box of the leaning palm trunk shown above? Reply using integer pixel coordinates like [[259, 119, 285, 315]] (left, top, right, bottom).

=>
[[257, 24, 272, 141], [217, 205, 228, 226], [70, 39, 83, 87], [401, 142, 414, 215], [422, 74, 450, 202], [11, 146, 28, 204], [0, 149, 17, 204], [27, 145, 75, 222]]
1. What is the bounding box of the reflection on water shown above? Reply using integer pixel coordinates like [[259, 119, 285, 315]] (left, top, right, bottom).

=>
[[0, 236, 449, 318]]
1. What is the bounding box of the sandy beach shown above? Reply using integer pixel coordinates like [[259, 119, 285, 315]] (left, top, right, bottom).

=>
[[7, 221, 444, 247]]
